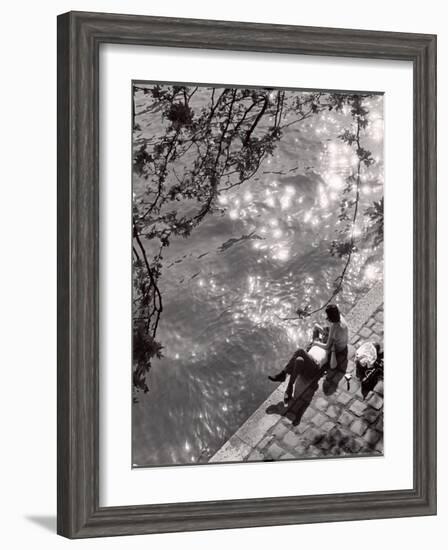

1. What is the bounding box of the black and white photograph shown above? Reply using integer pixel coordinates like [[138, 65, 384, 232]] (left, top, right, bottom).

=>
[[0, 0, 440, 545], [132, 83, 384, 467]]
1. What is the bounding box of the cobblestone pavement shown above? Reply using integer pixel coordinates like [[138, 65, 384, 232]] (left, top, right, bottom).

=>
[[247, 306, 384, 462]]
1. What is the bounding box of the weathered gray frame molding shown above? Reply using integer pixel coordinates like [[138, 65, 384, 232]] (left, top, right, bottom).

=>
[[57, 11, 437, 538]]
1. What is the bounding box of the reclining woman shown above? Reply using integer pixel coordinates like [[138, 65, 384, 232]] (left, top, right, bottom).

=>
[[268, 304, 349, 404]]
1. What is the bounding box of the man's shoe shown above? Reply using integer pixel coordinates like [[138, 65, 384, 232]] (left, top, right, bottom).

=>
[[268, 372, 286, 382]]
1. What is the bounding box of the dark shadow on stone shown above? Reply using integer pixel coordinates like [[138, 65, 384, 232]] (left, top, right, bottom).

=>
[[265, 364, 326, 425], [322, 358, 348, 396], [265, 373, 321, 420], [286, 378, 320, 426], [25, 515, 56, 533], [311, 426, 372, 456]]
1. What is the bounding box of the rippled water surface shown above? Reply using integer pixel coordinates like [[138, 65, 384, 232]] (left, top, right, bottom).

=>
[[132, 89, 383, 467]]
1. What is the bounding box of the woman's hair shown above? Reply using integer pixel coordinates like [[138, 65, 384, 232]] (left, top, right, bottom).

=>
[[325, 304, 341, 323]]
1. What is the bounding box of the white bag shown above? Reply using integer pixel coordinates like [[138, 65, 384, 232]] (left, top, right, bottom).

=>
[[355, 341, 377, 367]]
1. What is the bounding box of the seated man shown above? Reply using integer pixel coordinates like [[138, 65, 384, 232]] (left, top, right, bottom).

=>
[[268, 304, 349, 404]]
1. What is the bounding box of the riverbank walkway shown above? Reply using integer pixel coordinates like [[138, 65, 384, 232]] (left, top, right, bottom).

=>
[[210, 282, 383, 463]]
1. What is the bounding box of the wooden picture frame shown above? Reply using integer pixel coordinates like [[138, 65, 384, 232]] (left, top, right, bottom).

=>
[[57, 10, 437, 538]]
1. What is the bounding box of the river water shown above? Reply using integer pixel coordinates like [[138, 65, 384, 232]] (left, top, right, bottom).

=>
[[132, 90, 383, 467]]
